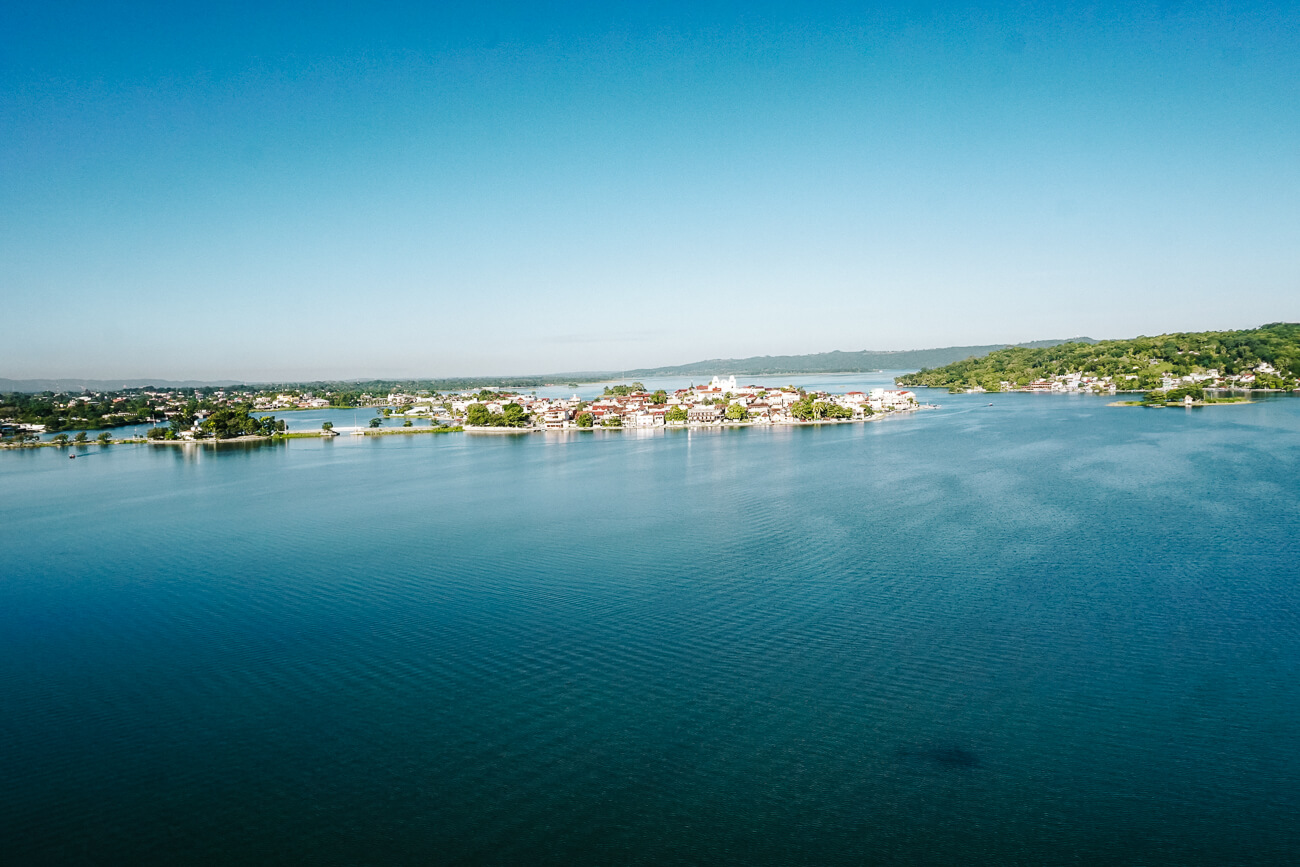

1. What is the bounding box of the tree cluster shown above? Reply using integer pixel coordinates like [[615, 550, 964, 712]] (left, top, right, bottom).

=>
[[201, 406, 285, 439], [1145, 385, 1205, 405], [789, 394, 852, 420], [466, 403, 530, 427], [602, 383, 647, 396]]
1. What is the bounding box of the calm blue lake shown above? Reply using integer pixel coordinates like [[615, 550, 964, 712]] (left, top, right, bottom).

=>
[[3, 391, 1298, 864]]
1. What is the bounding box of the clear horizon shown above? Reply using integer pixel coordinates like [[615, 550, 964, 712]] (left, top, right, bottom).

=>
[[4, 2, 1298, 380]]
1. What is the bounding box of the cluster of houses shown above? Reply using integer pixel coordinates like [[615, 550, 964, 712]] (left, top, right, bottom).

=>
[[252, 392, 332, 410], [399, 376, 921, 429], [969, 363, 1293, 395]]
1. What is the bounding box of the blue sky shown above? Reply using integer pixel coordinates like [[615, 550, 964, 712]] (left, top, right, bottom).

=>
[[2, 1, 1297, 380]]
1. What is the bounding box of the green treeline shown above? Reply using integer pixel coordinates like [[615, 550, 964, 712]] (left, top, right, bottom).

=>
[[896, 323, 1300, 392]]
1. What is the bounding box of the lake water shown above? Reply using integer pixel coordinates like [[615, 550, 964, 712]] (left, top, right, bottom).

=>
[[3, 390, 1299, 864]]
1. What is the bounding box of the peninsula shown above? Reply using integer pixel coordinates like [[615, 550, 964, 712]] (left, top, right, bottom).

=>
[[896, 323, 1300, 396]]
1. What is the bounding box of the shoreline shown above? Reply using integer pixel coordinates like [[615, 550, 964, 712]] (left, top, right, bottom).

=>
[[0, 425, 466, 449], [1, 411, 931, 449], [465, 407, 929, 434]]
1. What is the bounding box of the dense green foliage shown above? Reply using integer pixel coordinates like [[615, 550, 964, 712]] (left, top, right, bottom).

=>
[[576, 412, 594, 428], [724, 403, 748, 421], [0, 391, 159, 431], [201, 407, 284, 439], [896, 324, 1300, 391], [1145, 385, 1206, 405], [789, 394, 853, 420], [665, 406, 688, 423], [466, 403, 531, 427], [325, 390, 363, 407]]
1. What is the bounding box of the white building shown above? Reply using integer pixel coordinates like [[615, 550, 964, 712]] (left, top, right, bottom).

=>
[[708, 375, 738, 393]]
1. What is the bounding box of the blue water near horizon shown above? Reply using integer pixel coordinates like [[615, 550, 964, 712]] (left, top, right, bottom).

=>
[[3, 391, 1299, 863]]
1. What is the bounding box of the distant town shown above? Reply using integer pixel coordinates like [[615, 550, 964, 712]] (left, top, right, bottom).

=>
[[938, 362, 1291, 395]]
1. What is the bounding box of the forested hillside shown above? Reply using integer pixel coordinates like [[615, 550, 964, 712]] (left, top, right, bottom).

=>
[[896, 324, 1300, 392]]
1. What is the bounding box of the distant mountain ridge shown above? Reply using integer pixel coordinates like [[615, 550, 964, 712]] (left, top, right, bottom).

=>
[[615, 339, 1095, 379], [0, 338, 1094, 393]]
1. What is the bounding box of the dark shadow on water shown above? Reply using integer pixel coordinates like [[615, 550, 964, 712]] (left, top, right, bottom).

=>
[[896, 745, 981, 770], [158, 438, 286, 464]]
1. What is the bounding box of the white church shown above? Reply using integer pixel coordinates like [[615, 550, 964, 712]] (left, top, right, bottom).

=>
[[708, 375, 738, 392]]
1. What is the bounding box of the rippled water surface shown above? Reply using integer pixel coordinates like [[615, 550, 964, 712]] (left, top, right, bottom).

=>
[[3, 393, 1299, 864]]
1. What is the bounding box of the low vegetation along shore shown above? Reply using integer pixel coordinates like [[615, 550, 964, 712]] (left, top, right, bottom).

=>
[[1111, 392, 1253, 408], [2, 425, 467, 450]]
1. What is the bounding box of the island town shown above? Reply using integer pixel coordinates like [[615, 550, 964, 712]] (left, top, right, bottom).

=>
[[396, 377, 922, 431], [0, 376, 923, 446]]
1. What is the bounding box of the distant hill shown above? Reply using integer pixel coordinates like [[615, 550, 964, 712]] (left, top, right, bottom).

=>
[[895, 323, 1300, 391], [0, 378, 246, 393], [616, 339, 1095, 379]]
